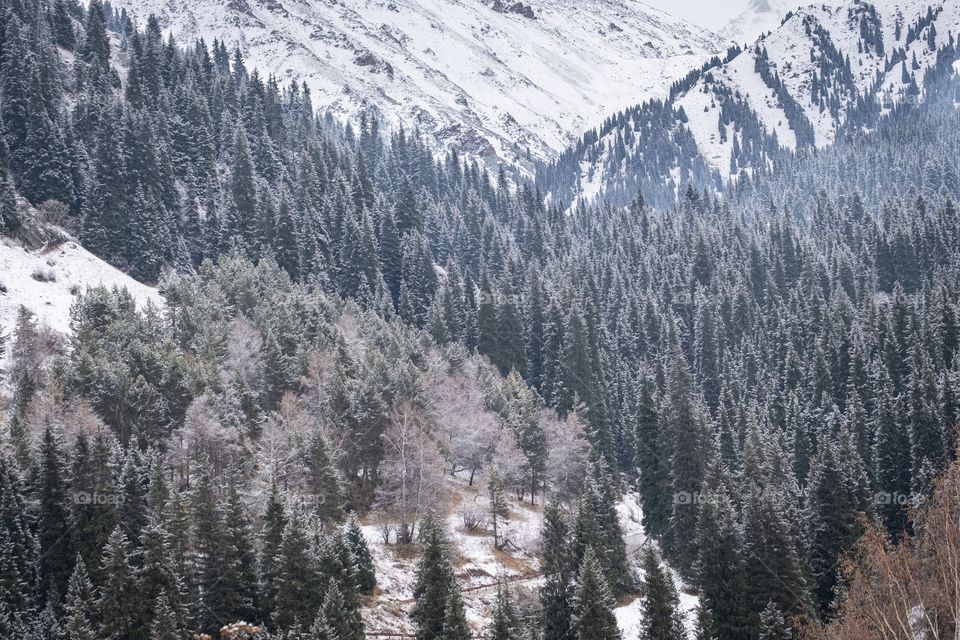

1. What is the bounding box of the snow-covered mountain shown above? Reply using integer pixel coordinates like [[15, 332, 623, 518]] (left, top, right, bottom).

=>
[[720, 0, 816, 46], [111, 0, 725, 173], [538, 0, 960, 207]]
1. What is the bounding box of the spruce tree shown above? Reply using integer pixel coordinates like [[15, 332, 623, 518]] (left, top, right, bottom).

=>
[[411, 515, 457, 640], [442, 584, 471, 640], [540, 502, 574, 640], [756, 602, 791, 640], [63, 555, 96, 640], [638, 549, 685, 640], [148, 591, 184, 640], [489, 583, 519, 640], [694, 466, 750, 640], [345, 515, 376, 595], [37, 423, 73, 604], [571, 547, 620, 640], [260, 483, 287, 619], [488, 467, 510, 550], [98, 528, 143, 640], [273, 512, 322, 631]]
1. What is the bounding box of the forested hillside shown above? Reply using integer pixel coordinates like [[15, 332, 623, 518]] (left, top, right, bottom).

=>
[[1, 0, 960, 639]]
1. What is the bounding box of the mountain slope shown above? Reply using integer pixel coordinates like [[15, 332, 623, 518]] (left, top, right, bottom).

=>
[[112, 0, 725, 173], [538, 0, 960, 207]]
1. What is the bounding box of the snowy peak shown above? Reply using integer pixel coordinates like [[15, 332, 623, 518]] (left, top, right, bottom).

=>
[[538, 0, 960, 207], [111, 0, 726, 172], [720, 0, 815, 45]]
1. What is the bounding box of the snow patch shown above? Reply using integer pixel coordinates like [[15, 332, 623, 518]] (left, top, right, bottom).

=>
[[0, 235, 163, 339]]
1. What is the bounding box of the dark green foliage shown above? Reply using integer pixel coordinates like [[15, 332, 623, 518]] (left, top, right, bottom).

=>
[[489, 583, 519, 640], [571, 547, 620, 640], [345, 515, 376, 595], [272, 512, 322, 631], [638, 549, 685, 640], [411, 516, 458, 640], [540, 502, 575, 640], [37, 424, 73, 604], [98, 528, 143, 640]]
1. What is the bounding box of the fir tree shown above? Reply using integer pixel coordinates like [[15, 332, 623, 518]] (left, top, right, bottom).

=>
[[345, 515, 376, 595], [63, 555, 96, 640], [638, 549, 686, 640], [489, 583, 519, 640], [571, 547, 620, 640], [37, 423, 73, 604], [540, 502, 574, 640], [411, 515, 457, 640], [442, 584, 471, 640], [98, 528, 143, 640]]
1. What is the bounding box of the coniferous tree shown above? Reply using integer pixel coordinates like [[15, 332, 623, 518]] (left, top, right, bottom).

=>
[[540, 501, 575, 640], [148, 591, 184, 640], [489, 583, 519, 640], [63, 555, 96, 640], [663, 355, 709, 574], [345, 514, 376, 595], [98, 528, 143, 640], [638, 549, 686, 640], [441, 585, 471, 640], [756, 602, 791, 640], [694, 466, 750, 640], [411, 515, 457, 640], [273, 511, 322, 631], [260, 483, 287, 619], [571, 546, 620, 640], [37, 423, 73, 604]]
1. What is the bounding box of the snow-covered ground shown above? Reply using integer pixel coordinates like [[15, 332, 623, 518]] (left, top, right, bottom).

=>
[[358, 475, 697, 635], [112, 0, 725, 173], [0, 234, 163, 340]]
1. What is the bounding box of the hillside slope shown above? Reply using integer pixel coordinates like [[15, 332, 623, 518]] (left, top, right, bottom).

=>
[[0, 208, 162, 343], [110, 0, 725, 173]]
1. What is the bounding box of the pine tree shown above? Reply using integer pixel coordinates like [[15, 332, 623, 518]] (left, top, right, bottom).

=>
[[273, 512, 322, 630], [638, 549, 685, 640], [540, 502, 574, 640], [489, 583, 519, 640], [37, 423, 73, 604], [345, 515, 376, 595], [411, 515, 457, 640], [571, 547, 620, 640], [98, 528, 143, 640], [756, 602, 791, 640], [63, 555, 96, 640]]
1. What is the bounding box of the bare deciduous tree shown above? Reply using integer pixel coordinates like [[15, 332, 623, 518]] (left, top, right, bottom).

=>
[[373, 402, 446, 544]]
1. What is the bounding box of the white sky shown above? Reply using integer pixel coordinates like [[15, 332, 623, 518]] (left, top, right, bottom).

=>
[[642, 0, 753, 31]]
